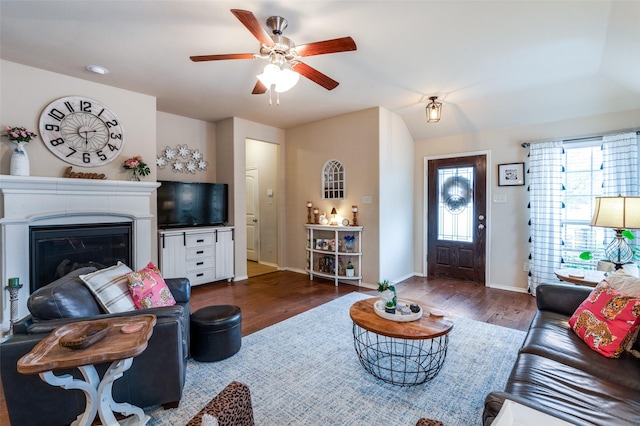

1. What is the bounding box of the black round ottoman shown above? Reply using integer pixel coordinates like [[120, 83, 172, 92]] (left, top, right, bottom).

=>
[[191, 305, 242, 362]]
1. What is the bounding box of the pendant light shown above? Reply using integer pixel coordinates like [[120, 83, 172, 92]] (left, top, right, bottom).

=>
[[426, 96, 442, 123]]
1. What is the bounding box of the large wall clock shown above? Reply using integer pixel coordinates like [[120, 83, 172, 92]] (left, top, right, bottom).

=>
[[39, 96, 125, 167]]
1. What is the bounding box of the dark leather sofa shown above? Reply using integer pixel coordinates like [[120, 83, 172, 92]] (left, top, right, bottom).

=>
[[483, 283, 640, 425], [0, 267, 191, 426]]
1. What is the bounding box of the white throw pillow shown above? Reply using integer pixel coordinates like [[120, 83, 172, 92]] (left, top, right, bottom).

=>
[[607, 269, 640, 298], [80, 262, 137, 313]]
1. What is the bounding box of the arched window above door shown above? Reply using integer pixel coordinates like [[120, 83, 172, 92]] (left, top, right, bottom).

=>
[[322, 159, 345, 199]]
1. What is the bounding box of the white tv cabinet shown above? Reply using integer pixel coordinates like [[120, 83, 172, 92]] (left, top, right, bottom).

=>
[[305, 224, 363, 286], [158, 226, 234, 286]]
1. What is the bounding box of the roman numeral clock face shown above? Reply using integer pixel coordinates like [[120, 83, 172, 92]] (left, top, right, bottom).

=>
[[39, 96, 125, 167]]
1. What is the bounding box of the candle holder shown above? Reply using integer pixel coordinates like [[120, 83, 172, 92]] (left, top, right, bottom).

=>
[[352, 205, 359, 226], [307, 202, 313, 224], [5, 278, 23, 336], [313, 208, 320, 224]]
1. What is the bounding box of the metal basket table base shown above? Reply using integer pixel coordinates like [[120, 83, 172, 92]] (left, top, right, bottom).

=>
[[352, 323, 449, 386]]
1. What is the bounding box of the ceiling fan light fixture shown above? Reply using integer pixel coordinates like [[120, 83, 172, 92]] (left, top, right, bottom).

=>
[[275, 67, 300, 93], [426, 96, 442, 123], [257, 63, 280, 87]]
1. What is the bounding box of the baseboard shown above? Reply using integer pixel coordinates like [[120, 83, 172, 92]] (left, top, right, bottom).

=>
[[487, 282, 530, 294]]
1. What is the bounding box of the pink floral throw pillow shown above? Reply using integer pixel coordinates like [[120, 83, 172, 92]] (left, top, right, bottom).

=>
[[126, 262, 176, 309], [569, 280, 640, 358]]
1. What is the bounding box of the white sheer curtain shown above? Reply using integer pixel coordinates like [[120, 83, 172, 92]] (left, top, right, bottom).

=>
[[602, 132, 639, 196], [528, 141, 564, 295], [602, 131, 639, 245]]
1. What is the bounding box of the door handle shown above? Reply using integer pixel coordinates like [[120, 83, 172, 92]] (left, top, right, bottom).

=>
[[253, 219, 258, 223], [478, 224, 485, 230]]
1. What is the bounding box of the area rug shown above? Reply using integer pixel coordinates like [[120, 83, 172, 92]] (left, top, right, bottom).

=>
[[146, 292, 525, 425]]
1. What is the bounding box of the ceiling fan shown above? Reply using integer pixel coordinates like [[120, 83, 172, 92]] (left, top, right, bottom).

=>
[[190, 9, 357, 97]]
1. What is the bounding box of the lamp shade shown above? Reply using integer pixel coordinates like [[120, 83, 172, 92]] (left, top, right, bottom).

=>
[[257, 63, 280, 88], [275, 67, 300, 93], [590, 196, 640, 230]]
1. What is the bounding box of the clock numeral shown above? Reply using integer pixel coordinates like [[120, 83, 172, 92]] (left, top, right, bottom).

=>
[[66, 147, 77, 158], [45, 124, 60, 132], [107, 143, 119, 152], [105, 119, 119, 128], [50, 138, 65, 147], [83, 153, 91, 164], [64, 101, 75, 113], [110, 133, 122, 140], [97, 150, 107, 161], [80, 101, 92, 112], [47, 108, 65, 122], [96, 108, 105, 118]]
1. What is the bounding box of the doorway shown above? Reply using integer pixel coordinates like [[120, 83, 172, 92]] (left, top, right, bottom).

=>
[[245, 139, 280, 276], [246, 167, 259, 262], [426, 154, 487, 284]]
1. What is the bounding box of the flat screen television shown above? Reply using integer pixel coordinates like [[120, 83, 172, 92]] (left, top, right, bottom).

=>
[[157, 181, 228, 228]]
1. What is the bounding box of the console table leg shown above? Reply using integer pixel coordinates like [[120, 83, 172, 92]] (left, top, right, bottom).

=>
[[98, 358, 149, 426], [40, 369, 99, 426]]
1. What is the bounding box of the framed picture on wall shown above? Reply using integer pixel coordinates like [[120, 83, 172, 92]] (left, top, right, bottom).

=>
[[498, 162, 525, 186]]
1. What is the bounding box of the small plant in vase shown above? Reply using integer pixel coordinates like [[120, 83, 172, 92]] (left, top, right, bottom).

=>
[[346, 260, 355, 277], [377, 279, 397, 313]]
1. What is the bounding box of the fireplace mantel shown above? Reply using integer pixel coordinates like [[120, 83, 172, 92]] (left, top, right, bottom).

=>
[[0, 175, 160, 332]]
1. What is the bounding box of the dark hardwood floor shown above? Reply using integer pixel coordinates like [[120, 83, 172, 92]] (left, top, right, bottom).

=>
[[0, 271, 537, 425], [193, 271, 537, 336]]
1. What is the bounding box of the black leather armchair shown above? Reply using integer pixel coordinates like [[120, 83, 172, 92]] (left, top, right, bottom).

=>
[[0, 267, 191, 426]]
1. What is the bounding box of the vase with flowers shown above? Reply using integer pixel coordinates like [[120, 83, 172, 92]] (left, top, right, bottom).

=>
[[3, 125, 38, 176], [123, 155, 150, 181]]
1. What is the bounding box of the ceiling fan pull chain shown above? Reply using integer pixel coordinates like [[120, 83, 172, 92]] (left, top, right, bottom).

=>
[[276, 91, 280, 106]]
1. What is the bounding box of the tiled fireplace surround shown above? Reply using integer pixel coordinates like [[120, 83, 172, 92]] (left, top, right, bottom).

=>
[[0, 175, 159, 332]]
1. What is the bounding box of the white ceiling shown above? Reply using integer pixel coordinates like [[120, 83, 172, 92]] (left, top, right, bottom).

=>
[[2, 1, 639, 141]]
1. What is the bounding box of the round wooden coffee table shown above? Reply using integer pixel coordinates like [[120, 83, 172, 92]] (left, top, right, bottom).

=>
[[349, 298, 453, 386]]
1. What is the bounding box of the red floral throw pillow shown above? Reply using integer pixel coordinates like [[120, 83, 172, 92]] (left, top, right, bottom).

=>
[[126, 262, 176, 309], [569, 281, 640, 358]]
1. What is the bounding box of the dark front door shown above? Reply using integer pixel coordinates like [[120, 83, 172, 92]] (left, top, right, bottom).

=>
[[427, 155, 487, 284]]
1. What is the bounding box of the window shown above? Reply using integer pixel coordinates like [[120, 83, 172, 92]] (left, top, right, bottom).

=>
[[322, 160, 345, 199], [528, 131, 639, 294], [561, 141, 605, 269]]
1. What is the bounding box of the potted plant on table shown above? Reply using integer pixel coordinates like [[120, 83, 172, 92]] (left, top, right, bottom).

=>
[[377, 279, 397, 313]]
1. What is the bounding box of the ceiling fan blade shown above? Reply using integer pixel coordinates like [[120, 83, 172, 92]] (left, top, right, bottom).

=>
[[252, 80, 267, 94], [296, 37, 357, 57], [190, 53, 255, 62], [231, 9, 274, 47], [292, 62, 339, 91]]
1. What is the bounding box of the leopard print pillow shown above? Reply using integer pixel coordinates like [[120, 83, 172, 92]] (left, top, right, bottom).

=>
[[569, 281, 640, 358], [186, 381, 254, 426]]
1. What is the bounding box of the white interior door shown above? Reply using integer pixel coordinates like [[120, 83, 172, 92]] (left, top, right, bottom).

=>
[[246, 168, 259, 261]]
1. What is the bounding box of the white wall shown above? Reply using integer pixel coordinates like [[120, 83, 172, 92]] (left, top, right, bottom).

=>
[[1, 61, 156, 181], [156, 111, 216, 182], [413, 108, 640, 292], [379, 108, 415, 283], [285, 108, 380, 286]]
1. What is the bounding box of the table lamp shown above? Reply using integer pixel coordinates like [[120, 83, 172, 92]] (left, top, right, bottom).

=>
[[590, 195, 640, 270]]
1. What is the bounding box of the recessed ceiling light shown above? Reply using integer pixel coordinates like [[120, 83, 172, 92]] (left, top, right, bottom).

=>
[[86, 65, 109, 75]]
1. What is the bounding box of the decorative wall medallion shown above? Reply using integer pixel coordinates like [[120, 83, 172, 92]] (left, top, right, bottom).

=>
[[156, 144, 208, 174]]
